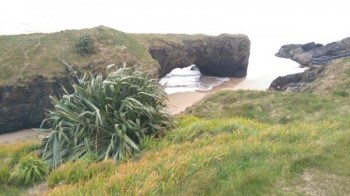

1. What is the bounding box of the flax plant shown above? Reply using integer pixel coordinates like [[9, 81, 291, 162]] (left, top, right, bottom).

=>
[[40, 66, 172, 169]]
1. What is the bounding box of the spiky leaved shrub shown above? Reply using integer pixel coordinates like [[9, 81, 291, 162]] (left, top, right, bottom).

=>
[[40, 66, 173, 169], [75, 34, 95, 55], [9, 156, 49, 186]]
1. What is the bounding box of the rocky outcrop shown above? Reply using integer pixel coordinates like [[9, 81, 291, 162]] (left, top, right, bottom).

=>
[[276, 38, 350, 67], [148, 34, 251, 78], [269, 65, 326, 92], [270, 37, 350, 91]]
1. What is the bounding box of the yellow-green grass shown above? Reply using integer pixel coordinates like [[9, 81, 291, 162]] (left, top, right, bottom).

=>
[[0, 141, 41, 195], [2, 55, 350, 195], [44, 116, 345, 195], [44, 56, 350, 195], [305, 58, 350, 96], [186, 90, 350, 126], [0, 26, 238, 86], [0, 26, 159, 85]]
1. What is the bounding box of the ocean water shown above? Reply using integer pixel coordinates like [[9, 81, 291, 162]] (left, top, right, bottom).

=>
[[159, 65, 230, 94]]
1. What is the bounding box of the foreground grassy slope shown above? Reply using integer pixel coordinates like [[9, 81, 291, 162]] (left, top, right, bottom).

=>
[[45, 117, 346, 195], [0, 26, 158, 85], [46, 58, 350, 195], [2, 59, 350, 195]]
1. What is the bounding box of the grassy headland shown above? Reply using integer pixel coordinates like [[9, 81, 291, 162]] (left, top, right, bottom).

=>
[[0, 26, 159, 85], [1, 57, 350, 195], [0, 26, 217, 86]]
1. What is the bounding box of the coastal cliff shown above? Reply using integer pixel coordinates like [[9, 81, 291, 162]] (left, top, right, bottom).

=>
[[0, 26, 250, 133], [146, 34, 250, 77]]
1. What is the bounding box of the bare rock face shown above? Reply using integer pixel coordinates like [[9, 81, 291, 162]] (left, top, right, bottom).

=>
[[270, 37, 350, 91], [0, 76, 74, 134], [0, 76, 70, 134], [148, 34, 251, 78]]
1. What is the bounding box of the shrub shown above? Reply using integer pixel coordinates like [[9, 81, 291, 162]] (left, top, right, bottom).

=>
[[333, 90, 349, 97], [9, 156, 49, 186], [40, 66, 173, 169], [75, 34, 95, 55], [9, 143, 40, 167]]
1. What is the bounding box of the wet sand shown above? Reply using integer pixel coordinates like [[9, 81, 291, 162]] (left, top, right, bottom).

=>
[[0, 129, 41, 143], [167, 77, 263, 114]]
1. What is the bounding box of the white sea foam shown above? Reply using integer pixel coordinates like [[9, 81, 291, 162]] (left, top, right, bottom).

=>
[[159, 65, 229, 94]]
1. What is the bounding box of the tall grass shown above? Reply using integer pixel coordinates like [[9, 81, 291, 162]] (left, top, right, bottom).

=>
[[46, 116, 340, 195], [9, 155, 49, 186]]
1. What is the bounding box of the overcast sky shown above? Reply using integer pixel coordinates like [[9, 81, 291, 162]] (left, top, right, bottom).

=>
[[1, 0, 350, 42]]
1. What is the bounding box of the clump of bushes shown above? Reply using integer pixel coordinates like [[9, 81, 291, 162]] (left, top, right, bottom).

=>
[[40, 66, 173, 169], [9, 143, 40, 167], [75, 34, 95, 55], [9, 156, 48, 186], [0, 142, 49, 186]]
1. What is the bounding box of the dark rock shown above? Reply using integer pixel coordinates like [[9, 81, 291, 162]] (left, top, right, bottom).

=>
[[271, 37, 350, 92], [148, 34, 250, 78], [0, 76, 71, 134], [301, 42, 323, 51], [275, 38, 350, 66], [269, 66, 326, 92]]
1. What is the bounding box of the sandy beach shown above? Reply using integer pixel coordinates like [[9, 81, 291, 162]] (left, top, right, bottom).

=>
[[0, 129, 41, 143], [167, 76, 268, 114]]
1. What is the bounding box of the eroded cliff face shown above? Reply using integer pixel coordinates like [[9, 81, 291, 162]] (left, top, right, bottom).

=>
[[148, 34, 250, 78], [0, 76, 72, 134]]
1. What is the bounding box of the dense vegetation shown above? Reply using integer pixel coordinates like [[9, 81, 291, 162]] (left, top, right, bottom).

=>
[[1, 56, 350, 195], [0, 141, 47, 193], [40, 66, 172, 169], [75, 34, 95, 55]]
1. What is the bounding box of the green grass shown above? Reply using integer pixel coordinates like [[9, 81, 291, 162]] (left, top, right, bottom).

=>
[[0, 26, 243, 86], [305, 58, 350, 95], [2, 44, 350, 194], [45, 116, 344, 195], [0, 141, 43, 195], [0, 26, 159, 85], [186, 90, 350, 126]]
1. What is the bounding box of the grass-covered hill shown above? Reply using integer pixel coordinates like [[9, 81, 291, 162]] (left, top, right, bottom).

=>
[[1, 57, 350, 195], [0, 26, 224, 86], [0, 26, 160, 86]]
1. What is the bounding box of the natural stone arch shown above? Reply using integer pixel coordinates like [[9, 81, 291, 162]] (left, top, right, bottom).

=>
[[148, 34, 250, 78]]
